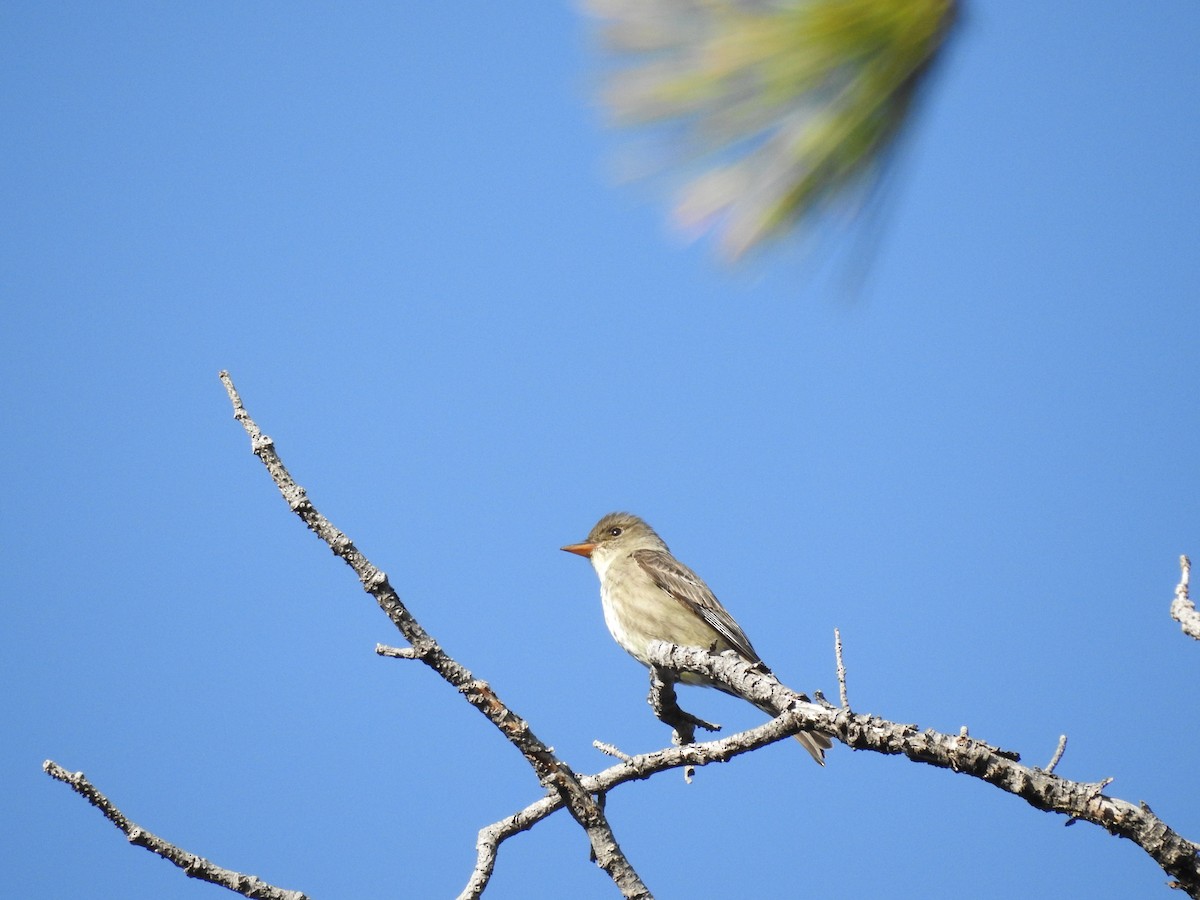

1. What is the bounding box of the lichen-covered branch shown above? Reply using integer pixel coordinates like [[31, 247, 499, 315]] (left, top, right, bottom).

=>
[[646, 643, 1200, 899], [43, 761, 308, 900], [1171, 555, 1199, 641], [834, 627, 850, 709], [218, 372, 648, 899]]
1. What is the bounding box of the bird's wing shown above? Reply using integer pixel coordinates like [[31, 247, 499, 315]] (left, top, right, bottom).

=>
[[631, 548, 763, 665]]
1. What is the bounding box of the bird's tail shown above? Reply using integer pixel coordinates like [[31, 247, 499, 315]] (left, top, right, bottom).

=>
[[749, 697, 833, 765], [793, 730, 833, 766], [711, 674, 833, 765]]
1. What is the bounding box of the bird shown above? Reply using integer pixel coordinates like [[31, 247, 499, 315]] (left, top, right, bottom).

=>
[[562, 511, 831, 765]]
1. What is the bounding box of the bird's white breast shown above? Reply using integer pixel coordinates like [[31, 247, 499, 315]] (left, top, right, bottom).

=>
[[591, 547, 652, 665]]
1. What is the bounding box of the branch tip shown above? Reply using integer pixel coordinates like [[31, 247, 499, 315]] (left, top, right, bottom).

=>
[[44, 761, 309, 900], [1045, 734, 1068, 774], [593, 741, 633, 762], [1172, 554, 1200, 641], [376, 643, 418, 659], [834, 628, 850, 709]]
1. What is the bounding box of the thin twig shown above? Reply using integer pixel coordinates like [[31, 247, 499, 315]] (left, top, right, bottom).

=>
[[594, 741, 632, 762], [1045, 734, 1068, 774], [1171, 555, 1200, 641], [834, 628, 849, 709], [375, 643, 418, 659], [43, 761, 308, 900]]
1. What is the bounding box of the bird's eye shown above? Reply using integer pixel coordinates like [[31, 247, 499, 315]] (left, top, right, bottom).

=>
[[608, 527, 622, 537]]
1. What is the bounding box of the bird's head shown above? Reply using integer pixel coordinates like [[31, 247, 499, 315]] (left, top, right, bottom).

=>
[[561, 512, 667, 571]]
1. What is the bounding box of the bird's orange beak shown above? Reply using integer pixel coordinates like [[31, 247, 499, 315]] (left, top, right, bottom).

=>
[[561, 541, 596, 558]]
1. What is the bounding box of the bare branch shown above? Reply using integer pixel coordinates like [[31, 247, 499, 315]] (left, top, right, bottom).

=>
[[218, 372, 649, 899], [1171, 555, 1200, 641], [645, 643, 1200, 899], [43, 761, 308, 900]]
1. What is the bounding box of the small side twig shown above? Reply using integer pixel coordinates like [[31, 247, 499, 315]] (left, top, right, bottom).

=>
[[593, 741, 632, 762], [1045, 734, 1068, 774], [1171, 555, 1200, 641], [375, 643, 418, 659], [43, 761, 309, 900], [834, 627, 850, 710]]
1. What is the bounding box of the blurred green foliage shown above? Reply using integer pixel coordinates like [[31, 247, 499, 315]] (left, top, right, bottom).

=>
[[587, 0, 959, 260]]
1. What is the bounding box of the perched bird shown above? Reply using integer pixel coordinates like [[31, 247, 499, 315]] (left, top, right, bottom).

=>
[[562, 511, 831, 765]]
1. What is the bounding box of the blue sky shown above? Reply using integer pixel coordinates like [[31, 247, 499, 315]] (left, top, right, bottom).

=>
[[3, 3, 1198, 898]]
